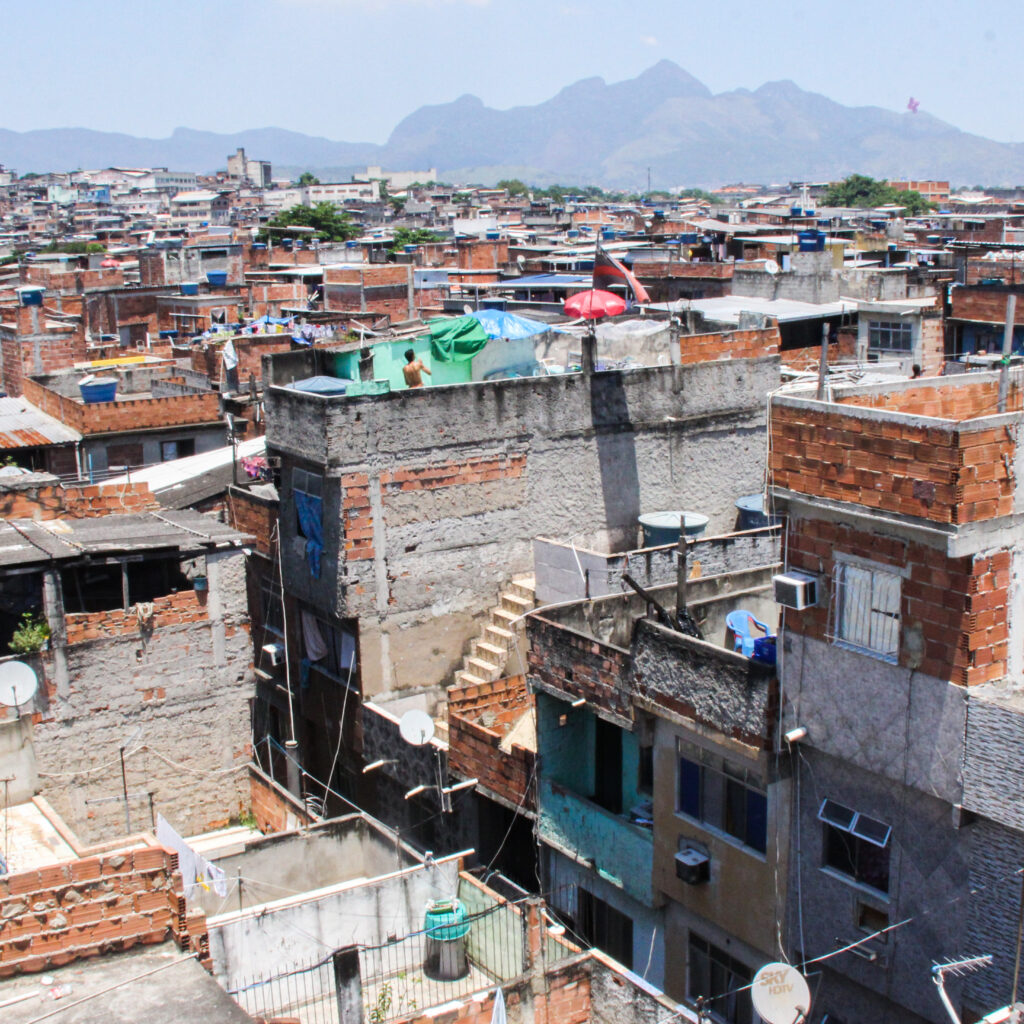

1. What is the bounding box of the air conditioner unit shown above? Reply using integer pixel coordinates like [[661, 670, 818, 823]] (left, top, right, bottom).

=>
[[675, 846, 710, 885], [262, 642, 285, 667], [773, 571, 819, 610]]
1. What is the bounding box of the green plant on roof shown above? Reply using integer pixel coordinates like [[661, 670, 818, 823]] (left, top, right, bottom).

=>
[[9, 612, 50, 655]]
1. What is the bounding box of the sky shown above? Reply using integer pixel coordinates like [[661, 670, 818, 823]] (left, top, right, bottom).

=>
[[8, 0, 1024, 144]]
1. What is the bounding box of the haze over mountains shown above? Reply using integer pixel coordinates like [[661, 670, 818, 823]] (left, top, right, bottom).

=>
[[6, 61, 1024, 188]]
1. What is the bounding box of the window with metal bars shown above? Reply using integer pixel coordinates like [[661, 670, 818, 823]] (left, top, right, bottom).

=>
[[830, 560, 901, 662]]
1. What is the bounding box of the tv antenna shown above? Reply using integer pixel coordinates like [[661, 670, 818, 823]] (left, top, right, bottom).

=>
[[751, 962, 812, 1024], [932, 955, 992, 1024], [0, 661, 38, 711]]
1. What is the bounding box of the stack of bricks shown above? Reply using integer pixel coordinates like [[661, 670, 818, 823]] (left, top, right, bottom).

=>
[[65, 590, 207, 645], [0, 847, 187, 977], [678, 326, 781, 364], [526, 617, 632, 723], [447, 675, 536, 809], [342, 471, 373, 562], [770, 399, 1017, 524], [0, 478, 160, 521], [785, 516, 1010, 686]]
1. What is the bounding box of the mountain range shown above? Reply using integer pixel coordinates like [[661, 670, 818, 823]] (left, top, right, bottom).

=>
[[5, 61, 1024, 189]]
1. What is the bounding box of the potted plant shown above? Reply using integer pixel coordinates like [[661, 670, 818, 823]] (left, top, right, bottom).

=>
[[8, 612, 50, 655]]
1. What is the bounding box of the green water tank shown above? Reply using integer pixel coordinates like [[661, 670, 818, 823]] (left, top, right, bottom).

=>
[[424, 898, 470, 981]]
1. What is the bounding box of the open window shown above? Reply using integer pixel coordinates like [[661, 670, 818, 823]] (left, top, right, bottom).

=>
[[819, 798, 891, 894]]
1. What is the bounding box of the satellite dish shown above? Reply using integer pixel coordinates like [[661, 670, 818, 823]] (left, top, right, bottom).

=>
[[399, 709, 435, 746], [765, 259, 780, 275], [463, 304, 474, 316], [751, 962, 811, 1024], [0, 661, 38, 709]]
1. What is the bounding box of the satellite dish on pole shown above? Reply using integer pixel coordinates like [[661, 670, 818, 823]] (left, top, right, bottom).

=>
[[399, 709, 435, 747], [0, 661, 39, 709], [751, 962, 811, 1024], [765, 259, 780, 275]]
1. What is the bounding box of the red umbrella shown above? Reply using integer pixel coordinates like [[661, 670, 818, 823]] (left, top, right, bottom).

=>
[[564, 288, 626, 320]]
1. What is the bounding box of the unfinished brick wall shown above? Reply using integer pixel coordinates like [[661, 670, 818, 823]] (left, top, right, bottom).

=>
[[678, 326, 780, 364], [951, 287, 1024, 324], [65, 590, 208, 645], [21, 377, 221, 434], [770, 398, 1016, 523], [448, 675, 536, 809], [342, 471, 373, 562], [0, 478, 160, 521], [249, 765, 313, 833], [527, 617, 632, 723], [227, 486, 277, 557], [0, 846, 189, 976], [785, 515, 1009, 686]]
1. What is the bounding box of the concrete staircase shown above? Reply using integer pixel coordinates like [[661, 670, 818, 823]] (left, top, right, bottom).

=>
[[455, 576, 536, 687]]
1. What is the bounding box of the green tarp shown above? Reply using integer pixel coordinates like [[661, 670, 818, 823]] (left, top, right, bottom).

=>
[[427, 316, 490, 363]]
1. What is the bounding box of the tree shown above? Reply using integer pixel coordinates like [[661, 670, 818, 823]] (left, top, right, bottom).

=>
[[262, 202, 359, 242], [387, 227, 442, 254], [497, 178, 529, 197], [822, 174, 933, 216], [297, 172, 321, 186]]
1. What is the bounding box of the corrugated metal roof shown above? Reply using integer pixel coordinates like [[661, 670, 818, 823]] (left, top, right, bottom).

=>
[[0, 397, 81, 449]]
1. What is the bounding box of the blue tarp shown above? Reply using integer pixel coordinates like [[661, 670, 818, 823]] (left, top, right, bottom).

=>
[[470, 309, 552, 340], [289, 375, 348, 395], [294, 492, 323, 577]]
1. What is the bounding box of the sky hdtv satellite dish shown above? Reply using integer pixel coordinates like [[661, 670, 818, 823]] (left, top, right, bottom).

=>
[[751, 962, 811, 1024], [0, 660, 39, 709], [764, 259, 780, 275], [399, 709, 435, 746]]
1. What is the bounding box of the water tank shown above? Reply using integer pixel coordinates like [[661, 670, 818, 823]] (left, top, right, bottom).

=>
[[423, 898, 469, 981], [79, 377, 118, 404], [180, 282, 199, 296], [206, 270, 228, 286], [797, 230, 824, 252], [734, 494, 780, 530], [16, 286, 44, 307], [790, 206, 803, 217], [486, 231, 500, 241], [638, 511, 709, 547]]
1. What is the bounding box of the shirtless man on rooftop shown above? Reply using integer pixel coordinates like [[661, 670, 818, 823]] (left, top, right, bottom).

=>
[[402, 349, 431, 388]]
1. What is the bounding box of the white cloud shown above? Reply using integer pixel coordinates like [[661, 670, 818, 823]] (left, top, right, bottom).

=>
[[641, 34, 658, 46]]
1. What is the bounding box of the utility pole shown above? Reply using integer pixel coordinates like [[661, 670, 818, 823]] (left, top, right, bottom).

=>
[[999, 293, 1017, 413]]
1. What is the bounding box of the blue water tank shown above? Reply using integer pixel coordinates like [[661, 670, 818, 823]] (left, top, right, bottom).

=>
[[791, 206, 803, 217], [180, 282, 199, 296], [734, 494, 780, 530], [485, 231, 500, 240], [404, 244, 419, 253], [16, 287, 44, 307], [206, 270, 228, 286], [638, 511, 709, 547], [79, 377, 118, 404], [798, 230, 825, 252], [567, 229, 579, 239]]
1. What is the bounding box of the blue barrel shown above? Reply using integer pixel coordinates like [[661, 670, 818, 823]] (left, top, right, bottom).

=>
[[638, 511, 709, 547], [180, 281, 199, 296], [206, 270, 228, 286], [424, 899, 469, 941], [79, 377, 118, 404], [791, 206, 803, 217], [735, 494, 780, 529], [16, 286, 44, 307]]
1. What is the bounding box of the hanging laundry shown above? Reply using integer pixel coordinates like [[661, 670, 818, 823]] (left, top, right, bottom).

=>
[[156, 815, 227, 899], [301, 609, 329, 662]]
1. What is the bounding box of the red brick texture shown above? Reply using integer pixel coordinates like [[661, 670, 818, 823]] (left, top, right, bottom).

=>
[[249, 766, 314, 833], [21, 377, 221, 435], [0, 847, 197, 977], [770, 398, 1016, 524], [951, 287, 1024, 325], [785, 515, 1009, 686], [678, 326, 781, 364], [342, 471, 373, 562], [380, 454, 527, 493], [227, 487, 276, 557], [527, 617, 632, 723], [447, 675, 536, 809], [64, 590, 208, 645], [0, 479, 160, 521]]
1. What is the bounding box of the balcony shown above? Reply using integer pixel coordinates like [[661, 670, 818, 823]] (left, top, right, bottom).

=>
[[537, 776, 653, 906]]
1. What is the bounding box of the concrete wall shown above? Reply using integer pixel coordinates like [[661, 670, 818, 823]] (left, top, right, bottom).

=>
[[265, 358, 777, 697], [32, 549, 255, 844], [0, 717, 37, 804], [788, 749, 967, 1024], [207, 854, 463, 990]]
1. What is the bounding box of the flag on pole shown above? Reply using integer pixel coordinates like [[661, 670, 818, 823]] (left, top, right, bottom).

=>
[[592, 244, 650, 304]]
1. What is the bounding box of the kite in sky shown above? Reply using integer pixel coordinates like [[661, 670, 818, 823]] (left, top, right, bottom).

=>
[[907, 97, 920, 113]]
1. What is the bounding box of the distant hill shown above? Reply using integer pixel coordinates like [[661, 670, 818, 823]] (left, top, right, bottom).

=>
[[5, 61, 1024, 188]]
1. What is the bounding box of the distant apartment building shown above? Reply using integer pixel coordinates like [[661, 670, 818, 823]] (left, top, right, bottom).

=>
[[226, 147, 272, 188], [169, 189, 232, 228], [356, 164, 438, 190], [888, 179, 950, 203]]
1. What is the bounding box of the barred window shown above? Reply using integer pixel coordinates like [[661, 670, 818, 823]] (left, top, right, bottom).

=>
[[831, 561, 901, 662], [868, 320, 913, 353]]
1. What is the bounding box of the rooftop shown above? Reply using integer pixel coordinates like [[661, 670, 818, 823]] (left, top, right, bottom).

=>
[[0, 396, 81, 448]]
